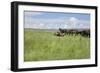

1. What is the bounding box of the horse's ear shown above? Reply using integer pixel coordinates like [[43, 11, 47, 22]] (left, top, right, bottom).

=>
[[59, 28, 61, 30]]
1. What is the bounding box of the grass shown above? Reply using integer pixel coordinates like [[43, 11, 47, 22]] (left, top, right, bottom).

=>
[[24, 30, 90, 61]]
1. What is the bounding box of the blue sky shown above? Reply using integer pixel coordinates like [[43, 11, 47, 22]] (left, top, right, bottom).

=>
[[24, 11, 90, 29]]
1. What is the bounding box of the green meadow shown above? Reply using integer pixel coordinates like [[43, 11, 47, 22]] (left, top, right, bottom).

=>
[[24, 29, 90, 61]]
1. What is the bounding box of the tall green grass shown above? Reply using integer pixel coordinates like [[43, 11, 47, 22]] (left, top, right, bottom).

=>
[[24, 30, 90, 61]]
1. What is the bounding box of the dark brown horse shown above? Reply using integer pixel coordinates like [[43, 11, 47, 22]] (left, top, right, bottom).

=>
[[79, 29, 90, 37]]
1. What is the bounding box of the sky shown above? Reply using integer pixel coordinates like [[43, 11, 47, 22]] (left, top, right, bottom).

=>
[[24, 11, 90, 29]]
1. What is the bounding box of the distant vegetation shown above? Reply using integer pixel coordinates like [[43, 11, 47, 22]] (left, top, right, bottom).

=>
[[55, 28, 90, 37], [24, 29, 90, 61]]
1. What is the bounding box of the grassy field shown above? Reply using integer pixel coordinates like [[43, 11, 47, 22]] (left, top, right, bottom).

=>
[[24, 30, 90, 62]]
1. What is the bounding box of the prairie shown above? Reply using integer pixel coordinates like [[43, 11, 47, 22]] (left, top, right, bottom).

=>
[[24, 29, 90, 61]]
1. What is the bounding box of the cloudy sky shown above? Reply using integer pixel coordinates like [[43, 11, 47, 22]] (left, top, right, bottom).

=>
[[24, 11, 90, 29]]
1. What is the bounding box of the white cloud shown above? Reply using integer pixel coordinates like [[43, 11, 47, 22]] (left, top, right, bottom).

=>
[[67, 17, 78, 27], [27, 23, 45, 29], [24, 11, 42, 17], [70, 17, 78, 22], [25, 16, 90, 29]]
